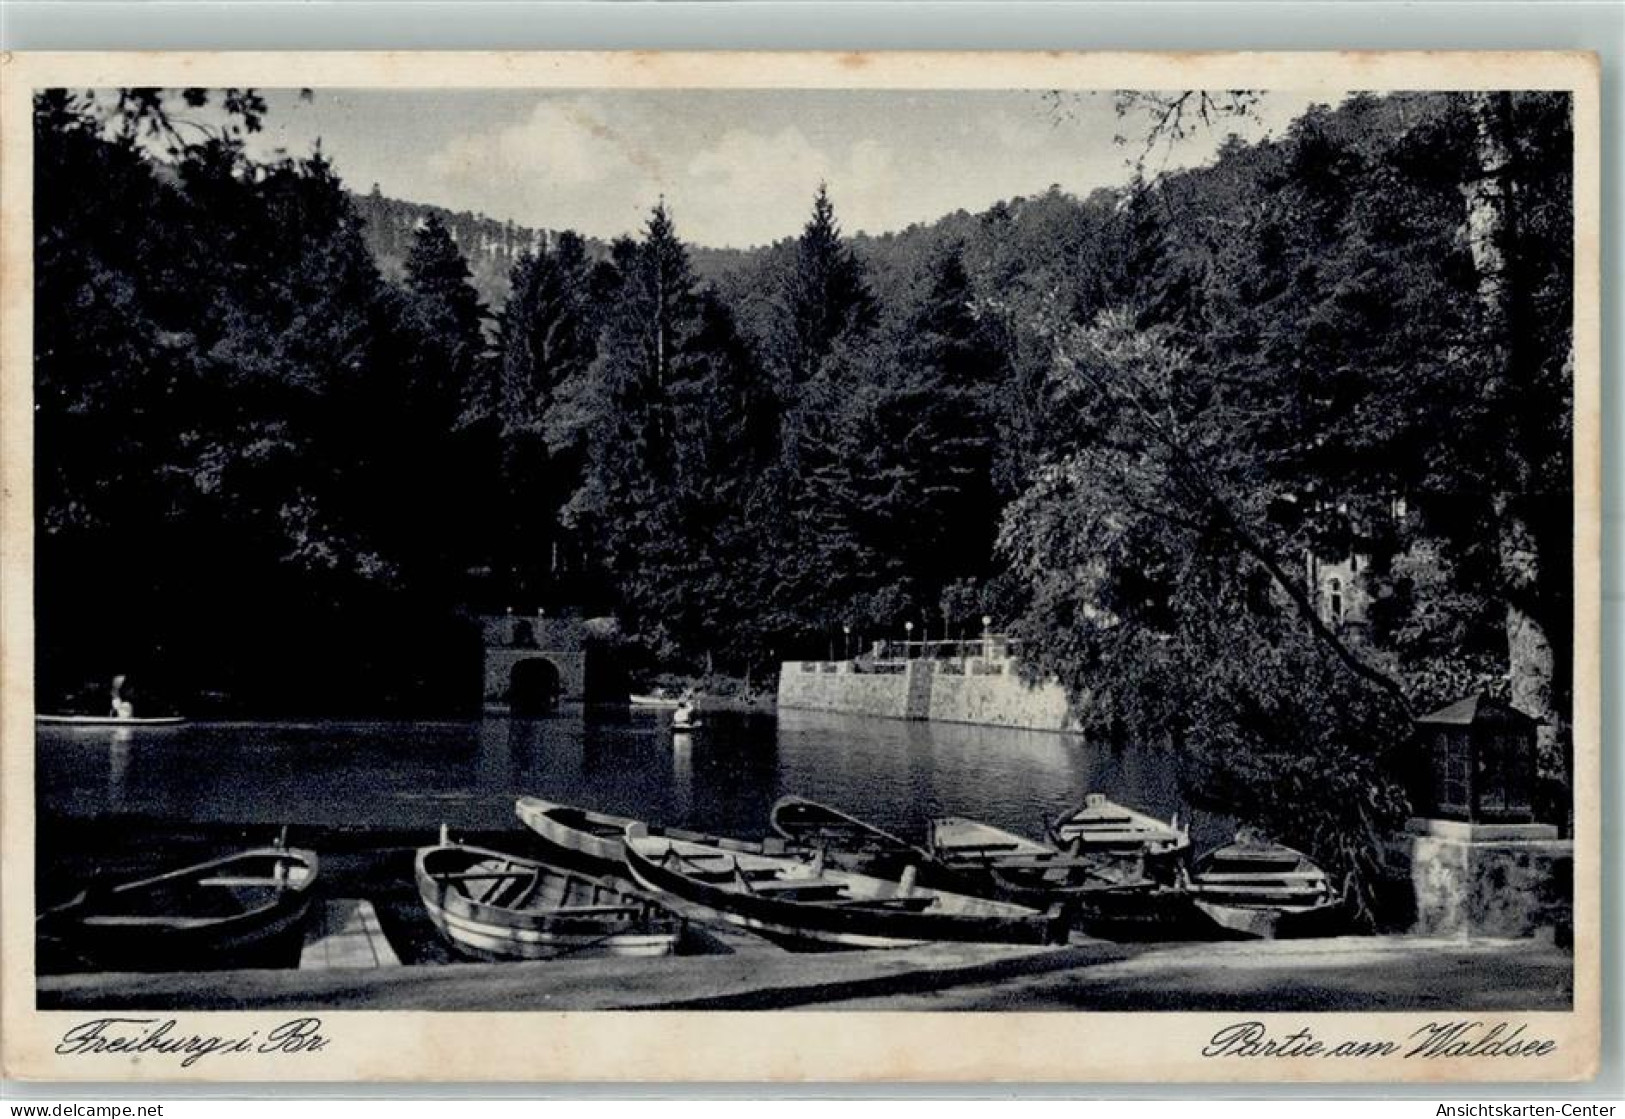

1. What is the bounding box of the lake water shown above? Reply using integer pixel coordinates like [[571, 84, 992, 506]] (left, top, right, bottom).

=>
[[35, 708, 1232, 849]]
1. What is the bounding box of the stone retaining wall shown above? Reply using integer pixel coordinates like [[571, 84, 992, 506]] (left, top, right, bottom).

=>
[[778, 658, 1076, 732], [1388, 818, 1573, 941]]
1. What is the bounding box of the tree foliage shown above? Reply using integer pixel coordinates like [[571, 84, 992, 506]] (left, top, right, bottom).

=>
[[33, 83, 1575, 874]]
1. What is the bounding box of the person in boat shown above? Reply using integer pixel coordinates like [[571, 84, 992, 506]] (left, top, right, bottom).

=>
[[109, 675, 134, 720]]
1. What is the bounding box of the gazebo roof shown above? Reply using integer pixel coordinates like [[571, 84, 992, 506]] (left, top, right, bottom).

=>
[[1416, 692, 1538, 727]]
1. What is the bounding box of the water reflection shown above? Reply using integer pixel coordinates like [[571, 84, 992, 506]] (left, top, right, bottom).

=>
[[106, 730, 132, 811], [37, 708, 1229, 848], [670, 730, 694, 820]]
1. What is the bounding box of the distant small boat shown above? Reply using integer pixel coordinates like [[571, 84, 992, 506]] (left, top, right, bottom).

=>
[[770, 795, 927, 878], [36, 713, 187, 727], [37, 843, 317, 972], [416, 833, 683, 961], [1183, 830, 1343, 939], [926, 816, 1146, 907], [515, 796, 791, 876], [629, 694, 682, 709], [624, 829, 1066, 949], [1046, 793, 1191, 879]]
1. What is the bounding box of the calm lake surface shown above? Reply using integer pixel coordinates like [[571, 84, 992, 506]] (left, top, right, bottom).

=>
[[36, 708, 1232, 848]]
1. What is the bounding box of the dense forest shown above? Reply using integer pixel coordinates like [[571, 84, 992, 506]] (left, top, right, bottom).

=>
[[34, 89, 1573, 909]]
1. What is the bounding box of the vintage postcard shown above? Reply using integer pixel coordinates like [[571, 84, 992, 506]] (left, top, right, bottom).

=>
[[0, 50, 1601, 1083]]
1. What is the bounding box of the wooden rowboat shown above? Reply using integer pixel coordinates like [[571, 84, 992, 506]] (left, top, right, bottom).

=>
[[624, 828, 1067, 949], [1183, 830, 1343, 939], [926, 816, 1147, 908], [37, 844, 317, 972], [1047, 793, 1190, 861], [36, 713, 187, 727], [416, 834, 683, 961], [628, 693, 682, 709], [515, 796, 792, 875], [769, 795, 928, 879]]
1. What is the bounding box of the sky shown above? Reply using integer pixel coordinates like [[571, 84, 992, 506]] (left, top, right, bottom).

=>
[[236, 88, 1335, 248]]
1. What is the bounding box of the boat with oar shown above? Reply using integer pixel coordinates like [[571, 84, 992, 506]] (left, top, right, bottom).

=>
[[36, 840, 317, 972], [516, 796, 794, 876], [629, 693, 682, 709], [672, 702, 704, 733], [1181, 829, 1344, 939], [926, 816, 1149, 907], [769, 795, 928, 878], [624, 827, 1067, 949], [36, 713, 187, 727], [416, 828, 684, 961], [1045, 793, 1191, 880]]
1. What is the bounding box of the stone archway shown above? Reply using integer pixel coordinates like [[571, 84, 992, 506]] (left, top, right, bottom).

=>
[[508, 658, 562, 715]]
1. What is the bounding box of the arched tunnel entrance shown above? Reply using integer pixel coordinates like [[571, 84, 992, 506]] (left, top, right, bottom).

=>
[[508, 658, 562, 715]]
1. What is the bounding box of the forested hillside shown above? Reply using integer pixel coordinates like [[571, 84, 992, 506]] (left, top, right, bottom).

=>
[[34, 88, 1573, 910], [350, 186, 552, 307]]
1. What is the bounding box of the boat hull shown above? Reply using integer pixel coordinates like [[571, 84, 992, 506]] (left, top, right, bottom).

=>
[[515, 796, 794, 876], [38, 847, 318, 973], [1185, 831, 1345, 940], [515, 796, 631, 874], [36, 714, 187, 727], [1046, 795, 1191, 884], [928, 815, 1149, 911], [626, 837, 1063, 950], [1191, 898, 1345, 940], [415, 846, 681, 961], [769, 796, 928, 880]]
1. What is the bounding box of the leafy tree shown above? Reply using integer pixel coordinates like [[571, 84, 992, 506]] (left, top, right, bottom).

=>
[[34, 89, 486, 713], [1001, 91, 1576, 914]]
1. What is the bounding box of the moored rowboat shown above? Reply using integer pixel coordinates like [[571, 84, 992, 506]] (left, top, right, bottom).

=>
[[926, 816, 1147, 908], [37, 844, 317, 972], [1046, 793, 1190, 873], [769, 795, 927, 878], [515, 796, 791, 875], [416, 835, 683, 960], [624, 827, 1067, 949], [1183, 829, 1343, 939]]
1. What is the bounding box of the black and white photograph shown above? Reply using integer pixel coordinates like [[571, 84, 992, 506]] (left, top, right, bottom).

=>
[[0, 51, 1601, 1083]]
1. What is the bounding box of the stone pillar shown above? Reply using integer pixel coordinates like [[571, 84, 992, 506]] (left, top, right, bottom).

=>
[[903, 659, 934, 720], [1400, 818, 1572, 942]]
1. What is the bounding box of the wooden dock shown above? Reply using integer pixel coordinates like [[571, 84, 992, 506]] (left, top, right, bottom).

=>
[[299, 899, 401, 970]]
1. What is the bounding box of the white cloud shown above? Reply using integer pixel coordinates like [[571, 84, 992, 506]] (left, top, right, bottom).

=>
[[427, 99, 658, 188], [678, 127, 905, 245]]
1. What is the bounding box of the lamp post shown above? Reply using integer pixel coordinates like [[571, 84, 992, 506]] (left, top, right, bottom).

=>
[[982, 615, 993, 659], [843, 624, 852, 660], [904, 620, 914, 659]]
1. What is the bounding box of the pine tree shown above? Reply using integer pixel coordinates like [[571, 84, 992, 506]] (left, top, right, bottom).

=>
[[776, 184, 878, 393], [491, 233, 598, 602], [572, 203, 775, 663], [403, 214, 491, 424]]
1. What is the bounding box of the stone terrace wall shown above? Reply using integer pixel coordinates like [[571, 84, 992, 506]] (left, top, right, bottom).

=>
[[777, 661, 913, 719], [928, 662, 1075, 731], [778, 658, 1075, 732]]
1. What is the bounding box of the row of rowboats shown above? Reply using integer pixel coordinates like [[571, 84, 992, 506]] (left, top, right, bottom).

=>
[[502, 793, 1346, 953], [37, 793, 1347, 972]]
